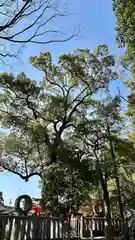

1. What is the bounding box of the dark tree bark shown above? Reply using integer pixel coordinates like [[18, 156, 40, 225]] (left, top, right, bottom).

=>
[[107, 123, 124, 219], [99, 170, 113, 240], [94, 149, 113, 240]]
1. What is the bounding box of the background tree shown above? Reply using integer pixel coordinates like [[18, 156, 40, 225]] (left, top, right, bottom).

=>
[[110, 137, 135, 216], [112, 0, 135, 75], [67, 88, 135, 238], [68, 99, 120, 239], [112, 1, 135, 198]]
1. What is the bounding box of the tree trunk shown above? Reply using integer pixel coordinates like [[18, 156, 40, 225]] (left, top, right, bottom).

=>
[[94, 149, 113, 240], [99, 170, 113, 240], [107, 123, 124, 218], [114, 165, 124, 218], [98, 183, 105, 217]]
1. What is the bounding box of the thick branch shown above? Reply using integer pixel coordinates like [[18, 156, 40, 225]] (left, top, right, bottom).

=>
[[0, 0, 30, 32], [2, 165, 41, 182]]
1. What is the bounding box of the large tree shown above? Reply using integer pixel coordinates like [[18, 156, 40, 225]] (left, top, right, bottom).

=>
[[0, 45, 117, 182], [0, 0, 76, 64]]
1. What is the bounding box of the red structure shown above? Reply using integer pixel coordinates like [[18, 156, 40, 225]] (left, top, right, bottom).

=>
[[32, 206, 41, 216]]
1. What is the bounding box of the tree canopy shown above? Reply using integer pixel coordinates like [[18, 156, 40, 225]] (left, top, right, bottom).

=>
[[0, 43, 135, 231], [0, 45, 117, 180]]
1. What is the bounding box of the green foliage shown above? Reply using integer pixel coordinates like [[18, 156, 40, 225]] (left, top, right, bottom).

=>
[[0, 45, 117, 182], [41, 162, 93, 215], [1, 45, 135, 217], [112, 0, 135, 81], [113, 1, 135, 177], [113, 0, 135, 48]]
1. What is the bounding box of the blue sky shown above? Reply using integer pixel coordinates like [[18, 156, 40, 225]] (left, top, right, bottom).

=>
[[0, 0, 129, 205]]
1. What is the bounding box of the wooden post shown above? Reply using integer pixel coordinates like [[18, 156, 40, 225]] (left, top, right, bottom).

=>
[[19, 218, 26, 240], [53, 219, 56, 239], [76, 216, 79, 237], [0, 219, 6, 240], [58, 219, 60, 239], [41, 218, 46, 240], [5, 217, 13, 240], [61, 218, 65, 239], [25, 218, 31, 240], [11, 217, 20, 240], [80, 216, 83, 238], [47, 218, 51, 239], [90, 218, 94, 240]]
